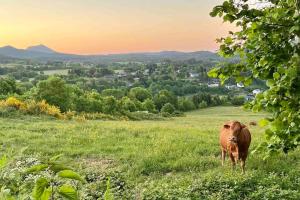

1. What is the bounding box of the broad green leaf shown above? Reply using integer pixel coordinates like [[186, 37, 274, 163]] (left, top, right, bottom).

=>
[[26, 164, 48, 173], [266, 79, 275, 87], [244, 78, 253, 86], [41, 187, 52, 200], [57, 170, 84, 182], [33, 177, 49, 200], [273, 72, 280, 80], [207, 68, 220, 78], [259, 119, 269, 127], [58, 185, 78, 200], [49, 163, 71, 173], [224, 37, 233, 44]]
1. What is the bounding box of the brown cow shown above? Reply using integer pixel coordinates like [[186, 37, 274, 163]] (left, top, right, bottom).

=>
[[220, 121, 251, 173]]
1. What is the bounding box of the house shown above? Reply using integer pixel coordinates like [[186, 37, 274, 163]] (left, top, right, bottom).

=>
[[252, 89, 262, 95], [225, 85, 238, 90], [189, 72, 199, 78], [208, 83, 219, 88], [237, 83, 244, 88], [143, 69, 150, 76]]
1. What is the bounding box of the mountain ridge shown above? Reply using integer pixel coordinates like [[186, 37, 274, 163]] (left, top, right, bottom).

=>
[[26, 44, 57, 54], [0, 45, 220, 63]]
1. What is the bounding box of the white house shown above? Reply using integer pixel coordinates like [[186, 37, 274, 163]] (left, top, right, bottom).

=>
[[237, 83, 244, 88], [252, 89, 262, 95]]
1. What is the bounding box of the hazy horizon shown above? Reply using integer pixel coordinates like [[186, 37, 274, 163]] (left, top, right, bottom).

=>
[[0, 0, 233, 54]]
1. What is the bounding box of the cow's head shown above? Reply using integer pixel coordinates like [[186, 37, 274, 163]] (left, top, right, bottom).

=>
[[223, 121, 246, 144]]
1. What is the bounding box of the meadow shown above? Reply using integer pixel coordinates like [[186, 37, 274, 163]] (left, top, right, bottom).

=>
[[1, 107, 299, 199], [42, 69, 69, 76]]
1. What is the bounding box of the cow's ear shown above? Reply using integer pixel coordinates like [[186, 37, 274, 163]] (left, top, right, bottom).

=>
[[224, 124, 230, 129]]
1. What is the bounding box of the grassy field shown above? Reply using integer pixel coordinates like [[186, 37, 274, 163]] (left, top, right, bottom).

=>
[[1, 107, 299, 199], [43, 69, 69, 75]]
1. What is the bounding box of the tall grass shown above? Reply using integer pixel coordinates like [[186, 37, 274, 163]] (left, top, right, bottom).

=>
[[0, 107, 299, 199]]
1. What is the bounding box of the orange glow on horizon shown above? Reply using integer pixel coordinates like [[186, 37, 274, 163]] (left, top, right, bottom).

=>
[[0, 0, 233, 55]]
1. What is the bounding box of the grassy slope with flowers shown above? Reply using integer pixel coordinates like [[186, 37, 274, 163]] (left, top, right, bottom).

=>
[[0, 106, 299, 199]]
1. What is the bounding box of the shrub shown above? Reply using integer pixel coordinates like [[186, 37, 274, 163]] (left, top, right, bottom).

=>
[[75, 96, 103, 113], [231, 96, 245, 106], [102, 89, 125, 99], [199, 101, 208, 109], [133, 100, 144, 111], [102, 96, 118, 114], [0, 77, 18, 95], [161, 103, 175, 114], [154, 90, 178, 110], [120, 97, 137, 112], [24, 100, 64, 119], [142, 99, 157, 113], [35, 76, 73, 112], [178, 98, 196, 111], [128, 87, 152, 102], [4, 97, 25, 109]]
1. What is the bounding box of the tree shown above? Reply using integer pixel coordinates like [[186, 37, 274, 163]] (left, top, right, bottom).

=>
[[128, 87, 152, 102], [209, 0, 300, 153], [0, 77, 18, 95], [35, 76, 73, 112], [154, 90, 178, 110], [199, 101, 208, 109], [161, 103, 175, 114], [120, 97, 137, 112], [142, 98, 157, 113], [102, 96, 118, 114], [178, 98, 196, 111], [102, 89, 125, 99]]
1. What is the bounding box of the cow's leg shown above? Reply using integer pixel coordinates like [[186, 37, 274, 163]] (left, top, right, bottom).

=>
[[240, 152, 248, 174], [240, 159, 245, 174], [221, 149, 226, 166], [229, 153, 236, 170]]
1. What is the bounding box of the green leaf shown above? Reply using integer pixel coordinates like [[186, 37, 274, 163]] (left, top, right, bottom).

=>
[[104, 178, 114, 200], [57, 170, 84, 182], [273, 72, 280, 80], [33, 177, 49, 200], [49, 154, 63, 162], [41, 187, 52, 200], [224, 37, 233, 44], [0, 155, 7, 169], [207, 68, 220, 78], [244, 78, 253, 86], [259, 119, 269, 127], [266, 79, 275, 87], [58, 185, 79, 200], [49, 163, 71, 173], [26, 164, 48, 173]]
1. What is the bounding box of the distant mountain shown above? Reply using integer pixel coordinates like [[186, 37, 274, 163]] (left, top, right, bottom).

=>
[[0, 45, 221, 63], [0, 45, 79, 60], [26, 44, 56, 54]]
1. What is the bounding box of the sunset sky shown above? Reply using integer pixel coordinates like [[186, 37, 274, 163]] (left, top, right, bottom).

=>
[[0, 0, 233, 55]]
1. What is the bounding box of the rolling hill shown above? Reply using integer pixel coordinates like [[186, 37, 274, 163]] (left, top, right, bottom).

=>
[[0, 45, 221, 63]]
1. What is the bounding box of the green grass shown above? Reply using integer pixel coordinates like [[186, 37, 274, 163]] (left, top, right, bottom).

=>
[[43, 69, 69, 75], [1, 106, 299, 199]]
